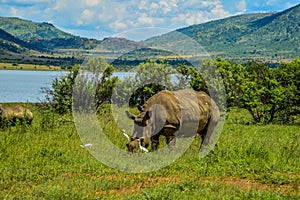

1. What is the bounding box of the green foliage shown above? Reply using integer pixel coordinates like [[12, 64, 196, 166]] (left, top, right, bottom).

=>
[[176, 64, 205, 91], [73, 58, 118, 112], [215, 57, 246, 107], [145, 4, 300, 60], [44, 59, 118, 114], [0, 17, 73, 40], [43, 56, 300, 124], [279, 58, 300, 116], [43, 64, 79, 114], [129, 60, 174, 106], [240, 62, 280, 123], [176, 59, 227, 111], [214, 58, 300, 124], [238, 61, 297, 123]]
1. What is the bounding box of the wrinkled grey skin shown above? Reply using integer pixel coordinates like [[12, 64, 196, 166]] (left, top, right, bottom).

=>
[[126, 89, 220, 152]]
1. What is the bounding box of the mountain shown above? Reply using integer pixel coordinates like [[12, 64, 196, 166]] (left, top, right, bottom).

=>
[[0, 16, 102, 52], [0, 17, 146, 53], [0, 28, 30, 53], [97, 37, 147, 52], [0, 17, 73, 40], [145, 4, 300, 60], [1, 4, 299, 66]]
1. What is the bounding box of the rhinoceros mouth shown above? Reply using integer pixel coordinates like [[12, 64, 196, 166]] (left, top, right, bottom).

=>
[[126, 138, 149, 153]]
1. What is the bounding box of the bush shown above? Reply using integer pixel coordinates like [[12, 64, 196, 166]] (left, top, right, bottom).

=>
[[44, 59, 118, 114]]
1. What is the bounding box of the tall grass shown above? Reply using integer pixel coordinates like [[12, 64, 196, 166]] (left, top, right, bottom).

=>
[[0, 105, 299, 199]]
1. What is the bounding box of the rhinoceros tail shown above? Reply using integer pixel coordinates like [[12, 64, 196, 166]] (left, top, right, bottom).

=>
[[199, 103, 221, 158]]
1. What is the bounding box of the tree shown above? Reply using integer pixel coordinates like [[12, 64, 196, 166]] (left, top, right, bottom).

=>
[[239, 61, 295, 123], [176, 64, 206, 92], [176, 59, 227, 112], [45, 58, 118, 114], [277, 58, 300, 120], [43, 64, 79, 114], [215, 57, 246, 107], [73, 58, 118, 112], [130, 60, 174, 106]]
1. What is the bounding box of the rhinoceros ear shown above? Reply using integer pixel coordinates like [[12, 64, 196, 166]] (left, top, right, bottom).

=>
[[125, 110, 136, 120], [145, 110, 152, 120]]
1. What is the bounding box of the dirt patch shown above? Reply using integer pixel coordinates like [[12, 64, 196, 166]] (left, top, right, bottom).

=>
[[63, 173, 299, 197], [96, 176, 180, 198], [202, 176, 299, 194]]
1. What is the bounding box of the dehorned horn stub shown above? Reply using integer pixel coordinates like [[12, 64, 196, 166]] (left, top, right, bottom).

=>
[[125, 111, 136, 120]]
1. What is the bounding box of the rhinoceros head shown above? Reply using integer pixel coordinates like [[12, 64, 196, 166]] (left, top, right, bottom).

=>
[[125, 106, 152, 152]]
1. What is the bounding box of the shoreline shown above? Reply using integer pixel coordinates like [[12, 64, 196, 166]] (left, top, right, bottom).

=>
[[0, 62, 63, 71]]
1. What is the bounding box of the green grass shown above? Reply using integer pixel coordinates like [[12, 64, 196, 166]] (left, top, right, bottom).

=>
[[0, 62, 61, 71], [0, 104, 299, 199]]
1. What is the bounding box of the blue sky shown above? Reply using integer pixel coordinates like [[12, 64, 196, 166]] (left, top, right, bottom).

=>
[[0, 0, 299, 41]]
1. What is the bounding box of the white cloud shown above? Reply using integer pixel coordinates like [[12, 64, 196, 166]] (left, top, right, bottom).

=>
[[84, 0, 100, 7], [137, 13, 165, 26], [200, 1, 219, 8], [81, 9, 94, 21], [138, 0, 148, 10], [150, 3, 159, 11], [76, 12, 92, 26], [3, 0, 296, 40], [1, 0, 238, 32], [109, 20, 128, 31], [53, 0, 67, 11], [236, 0, 247, 12], [10, 7, 18, 16], [211, 4, 230, 17], [172, 12, 209, 25]]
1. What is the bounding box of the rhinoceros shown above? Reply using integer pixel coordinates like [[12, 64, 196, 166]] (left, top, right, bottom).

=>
[[125, 89, 220, 152], [0, 104, 33, 125]]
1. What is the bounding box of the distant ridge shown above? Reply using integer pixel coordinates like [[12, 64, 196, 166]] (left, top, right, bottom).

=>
[[0, 4, 299, 64], [0, 28, 30, 53], [145, 4, 300, 60], [0, 16, 74, 40]]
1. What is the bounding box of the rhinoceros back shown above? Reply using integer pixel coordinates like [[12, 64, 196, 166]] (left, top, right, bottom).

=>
[[143, 89, 213, 134]]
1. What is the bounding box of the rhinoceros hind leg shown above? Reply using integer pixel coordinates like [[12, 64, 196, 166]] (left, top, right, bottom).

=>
[[166, 136, 175, 150]]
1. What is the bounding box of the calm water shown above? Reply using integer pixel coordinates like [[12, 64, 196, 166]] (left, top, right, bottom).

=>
[[0, 70, 134, 103], [0, 70, 67, 102]]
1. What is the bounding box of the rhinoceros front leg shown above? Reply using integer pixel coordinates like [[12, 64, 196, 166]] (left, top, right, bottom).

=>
[[164, 126, 177, 149], [151, 134, 160, 151]]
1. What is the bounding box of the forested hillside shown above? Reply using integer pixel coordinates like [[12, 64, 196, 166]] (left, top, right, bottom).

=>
[[0, 4, 299, 66], [0, 28, 30, 53], [145, 4, 300, 61], [0, 17, 73, 40]]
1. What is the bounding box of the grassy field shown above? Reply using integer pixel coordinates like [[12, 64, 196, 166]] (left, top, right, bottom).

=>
[[0, 104, 299, 199], [0, 63, 61, 71]]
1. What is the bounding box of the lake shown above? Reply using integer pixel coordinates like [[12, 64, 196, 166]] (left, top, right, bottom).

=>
[[0, 70, 185, 103], [0, 70, 66, 103], [0, 70, 135, 103]]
